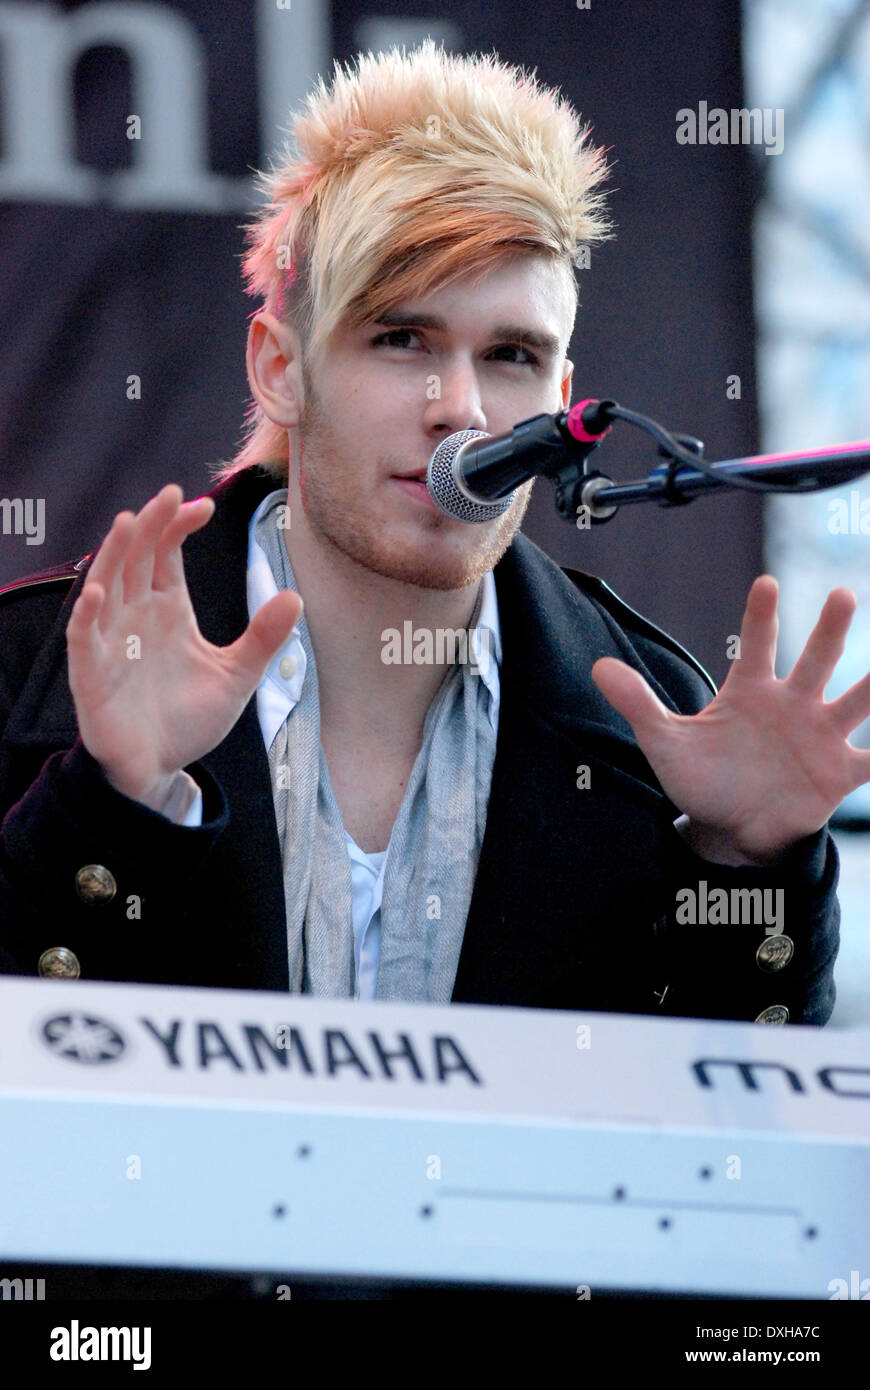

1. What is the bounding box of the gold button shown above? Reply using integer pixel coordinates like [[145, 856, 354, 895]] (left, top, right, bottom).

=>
[[756, 934, 794, 973], [74, 864, 116, 904], [279, 655, 296, 680], [754, 1004, 789, 1025], [38, 947, 80, 979]]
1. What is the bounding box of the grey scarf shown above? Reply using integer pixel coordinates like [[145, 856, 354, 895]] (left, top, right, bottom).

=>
[[254, 490, 497, 1002]]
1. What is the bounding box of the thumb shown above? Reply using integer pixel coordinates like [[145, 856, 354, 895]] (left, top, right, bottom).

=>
[[227, 590, 304, 683], [590, 657, 671, 737]]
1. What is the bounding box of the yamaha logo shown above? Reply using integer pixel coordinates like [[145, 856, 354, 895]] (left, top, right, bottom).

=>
[[41, 1013, 126, 1064], [34, 1012, 480, 1082]]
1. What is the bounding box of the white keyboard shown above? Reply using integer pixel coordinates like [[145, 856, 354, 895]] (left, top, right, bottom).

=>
[[0, 977, 866, 1297]]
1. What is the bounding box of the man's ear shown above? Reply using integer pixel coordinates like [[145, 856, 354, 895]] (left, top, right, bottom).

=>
[[246, 311, 305, 428], [560, 358, 574, 411]]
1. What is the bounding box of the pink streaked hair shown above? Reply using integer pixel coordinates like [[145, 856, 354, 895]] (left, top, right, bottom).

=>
[[212, 40, 612, 482]]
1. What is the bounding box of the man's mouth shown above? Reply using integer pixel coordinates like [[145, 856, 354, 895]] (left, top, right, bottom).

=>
[[390, 469, 438, 510]]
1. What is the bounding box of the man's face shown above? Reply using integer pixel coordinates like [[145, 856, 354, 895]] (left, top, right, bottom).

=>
[[294, 252, 575, 591]]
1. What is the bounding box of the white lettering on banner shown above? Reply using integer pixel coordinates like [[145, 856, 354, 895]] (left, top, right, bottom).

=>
[[0, 0, 328, 210]]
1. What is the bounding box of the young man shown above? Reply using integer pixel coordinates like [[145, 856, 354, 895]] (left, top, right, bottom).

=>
[[0, 44, 864, 1019]]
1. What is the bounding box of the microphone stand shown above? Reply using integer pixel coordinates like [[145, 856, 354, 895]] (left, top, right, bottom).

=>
[[541, 400, 870, 524]]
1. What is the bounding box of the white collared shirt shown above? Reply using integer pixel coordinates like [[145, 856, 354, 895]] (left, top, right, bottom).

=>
[[170, 488, 502, 998]]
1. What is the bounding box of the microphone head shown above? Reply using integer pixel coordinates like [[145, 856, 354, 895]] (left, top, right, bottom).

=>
[[426, 430, 516, 524]]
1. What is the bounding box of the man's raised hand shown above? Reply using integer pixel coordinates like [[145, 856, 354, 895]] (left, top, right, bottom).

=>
[[591, 575, 870, 865], [66, 483, 302, 810]]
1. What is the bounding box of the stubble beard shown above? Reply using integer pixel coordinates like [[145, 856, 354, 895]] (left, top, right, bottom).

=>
[[295, 389, 534, 592]]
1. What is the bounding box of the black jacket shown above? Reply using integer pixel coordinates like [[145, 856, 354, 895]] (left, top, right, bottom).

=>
[[0, 467, 839, 1022]]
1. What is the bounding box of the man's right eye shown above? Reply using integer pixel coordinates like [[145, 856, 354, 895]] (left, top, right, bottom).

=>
[[371, 328, 424, 350]]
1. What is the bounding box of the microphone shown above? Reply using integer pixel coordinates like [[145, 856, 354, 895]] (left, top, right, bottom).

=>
[[426, 400, 614, 523]]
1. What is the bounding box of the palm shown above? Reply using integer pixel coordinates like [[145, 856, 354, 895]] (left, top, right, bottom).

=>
[[591, 576, 870, 862], [67, 485, 301, 802]]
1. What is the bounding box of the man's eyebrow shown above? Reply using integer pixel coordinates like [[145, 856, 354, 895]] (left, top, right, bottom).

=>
[[490, 323, 562, 356], [372, 310, 562, 356], [373, 310, 448, 332]]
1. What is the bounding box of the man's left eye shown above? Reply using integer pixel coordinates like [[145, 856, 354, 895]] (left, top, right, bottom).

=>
[[489, 344, 538, 366]]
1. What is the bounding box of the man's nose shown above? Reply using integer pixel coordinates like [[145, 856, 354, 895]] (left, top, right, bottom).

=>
[[422, 360, 487, 436]]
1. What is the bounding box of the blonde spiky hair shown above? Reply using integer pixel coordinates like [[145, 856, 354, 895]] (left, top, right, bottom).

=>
[[213, 40, 611, 482]]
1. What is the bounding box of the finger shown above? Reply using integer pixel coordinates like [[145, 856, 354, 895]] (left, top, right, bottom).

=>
[[121, 484, 184, 605], [66, 582, 105, 668], [731, 574, 779, 679], [786, 587, 857, 698], [66, 580, 104, 640], [827, 666, 870, 735], [82, 511, 136, 636], [152, 496, 216, 591], [224, 590, 304, 686], [590, 656, 673, 738]]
